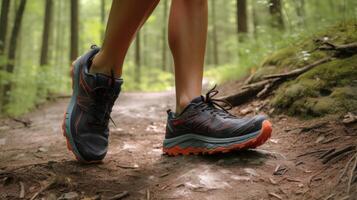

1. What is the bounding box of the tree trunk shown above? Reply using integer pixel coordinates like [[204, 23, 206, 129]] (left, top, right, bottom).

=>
[[134, 32, 141, 85], [0, 0, 11, 55], [70, 0, 79, 62], [2, 0, 27, 109], [100, 0, 105, 41], [252, 0, 259, 38], [269, 0, 284, 30], [295, 0, 305, 26], [211, 0, 219, 66], [40, 0, 53, 66], [237, 0, 248, 34], [161, 0, 168, 71]]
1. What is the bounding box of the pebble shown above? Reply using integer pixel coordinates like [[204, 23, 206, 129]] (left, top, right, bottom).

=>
[[58, 192, 79, 200]]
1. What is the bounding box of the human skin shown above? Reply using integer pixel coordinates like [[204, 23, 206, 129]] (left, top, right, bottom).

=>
[[91, 0, 208, 113]]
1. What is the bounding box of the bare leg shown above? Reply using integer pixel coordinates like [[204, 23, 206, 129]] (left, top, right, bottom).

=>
[[168, 0, 208, 113], [91, 0, 159, 77]]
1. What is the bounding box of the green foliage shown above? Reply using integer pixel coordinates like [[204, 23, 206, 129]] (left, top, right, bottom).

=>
[[3, 63, 70, 116], [122, 62, 174, 92], [270, 23, 357, 117]]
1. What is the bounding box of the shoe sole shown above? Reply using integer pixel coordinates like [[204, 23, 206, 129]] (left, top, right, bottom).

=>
[[61, 60, 102, 164], [162, 120, 272, 156]]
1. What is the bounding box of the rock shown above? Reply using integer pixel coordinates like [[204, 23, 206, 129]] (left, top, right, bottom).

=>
[[58, 192, 79, 200], [343, 112, 357, 124], [38, 147, 47, 152], [0, 138, 6, 145], [231, 175, 251, 181], [47, 193, 57, 200], [315, 135, 325, 143], [244, 168, 259, 177]]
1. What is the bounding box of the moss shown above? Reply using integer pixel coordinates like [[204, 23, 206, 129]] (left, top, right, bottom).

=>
[[255, 21, 356, 76], [261, 47, 298, 68], [259, 21, 357, 118], [271, 54, 357, 117]]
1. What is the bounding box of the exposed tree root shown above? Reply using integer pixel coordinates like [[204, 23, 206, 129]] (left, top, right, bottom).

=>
[[347, 152, 357, 194], [222, 42, 357, 107], [322, 146, 356, 164], [263, 57, 333, 80], [223, 57, 332, 106], [318, 42, 357, 57]]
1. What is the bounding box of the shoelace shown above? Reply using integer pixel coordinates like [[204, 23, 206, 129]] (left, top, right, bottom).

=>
[[88, 70, 117, 129], [194, 85, 234, 118]]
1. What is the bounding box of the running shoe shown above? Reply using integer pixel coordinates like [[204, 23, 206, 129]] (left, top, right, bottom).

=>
[[163, 86, 272, 156], [62, 46, 123, 163]]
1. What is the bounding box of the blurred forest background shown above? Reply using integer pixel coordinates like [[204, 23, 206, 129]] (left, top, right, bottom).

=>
[[0, 0, 356, 116]]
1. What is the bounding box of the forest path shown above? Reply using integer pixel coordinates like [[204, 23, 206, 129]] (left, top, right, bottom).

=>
[[0, 91, 355, 200]]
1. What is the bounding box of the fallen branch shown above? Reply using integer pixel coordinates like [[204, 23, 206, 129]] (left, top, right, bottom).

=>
[[300, 122, 328, 133], [319, 149, 335, 159], [263, 57, 332, 80], [19, 181, 25, 199], [10, 117, 32, 127], [318, 42, 357, 56], [322, 146, 356, 164], [257, 83, 272, 98], [343, 112, 357, 124], [347, 152, 357, 194], [297, 149, 328, 158], [223, 57, 331, 106], [337, 152, 357, 184], [223, 78, 280, 106], [30, 176, 71, 200], [268, 192, 283, 200], [108, 191, 129, 200]]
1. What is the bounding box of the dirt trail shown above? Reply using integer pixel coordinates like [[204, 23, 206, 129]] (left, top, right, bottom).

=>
[[0, 90, 356, 200]]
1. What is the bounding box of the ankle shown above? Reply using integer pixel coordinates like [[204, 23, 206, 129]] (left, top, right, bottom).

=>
[[176, 95, 194, 114], [90, 52, 121, 77]]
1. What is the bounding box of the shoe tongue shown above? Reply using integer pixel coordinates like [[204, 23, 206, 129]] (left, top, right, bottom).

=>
[[177, 96, 204, 116], [190, 96, 205, 104], [95, 73, 123, 93]]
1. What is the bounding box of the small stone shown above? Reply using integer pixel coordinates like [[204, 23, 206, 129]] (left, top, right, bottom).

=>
[[38, 147, 47, 152], [244, 168, 259, 177], [240, 108, 252, 115], [47, 193, 57, 200], [0, 138, 6, 145], [315, 135, 325, 143], [231, 175, 251, 181], [58, 192, 79, 200]]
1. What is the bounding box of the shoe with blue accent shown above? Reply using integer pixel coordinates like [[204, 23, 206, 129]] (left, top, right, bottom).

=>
[[163, 86, 272, 156], [62, 46, 123, 163]]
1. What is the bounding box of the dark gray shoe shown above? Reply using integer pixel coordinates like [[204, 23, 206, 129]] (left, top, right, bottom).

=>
[[163, 86, 272, 156], [62, 46, 123, 163]]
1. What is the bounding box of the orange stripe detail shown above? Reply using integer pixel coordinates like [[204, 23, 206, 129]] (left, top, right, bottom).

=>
[[163, 120, 272, 156]]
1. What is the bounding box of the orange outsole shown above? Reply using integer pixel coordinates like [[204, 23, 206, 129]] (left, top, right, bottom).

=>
[[61, 63, 102, 164], [163, 120, 273, 156]]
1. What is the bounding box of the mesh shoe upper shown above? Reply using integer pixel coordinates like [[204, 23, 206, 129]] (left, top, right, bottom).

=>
[[165, 86, 266, 139], [69, 47, 123, 161]]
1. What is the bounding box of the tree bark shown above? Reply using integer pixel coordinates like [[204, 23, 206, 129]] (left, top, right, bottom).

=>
[[295, 0, 305, 26], [211, 0, 219, 66], [0, 0, 11, 55], [70, 0, 79, 62], [40, 0, 53, 66], [100, 0, 105, 41], [237, 0, 248, 34], [269, 0, 284, 30], [161, 0, 168, 71], [135, 32, 141, 84], [252, 1, 259, 38], [2, 0, 27, 109]]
